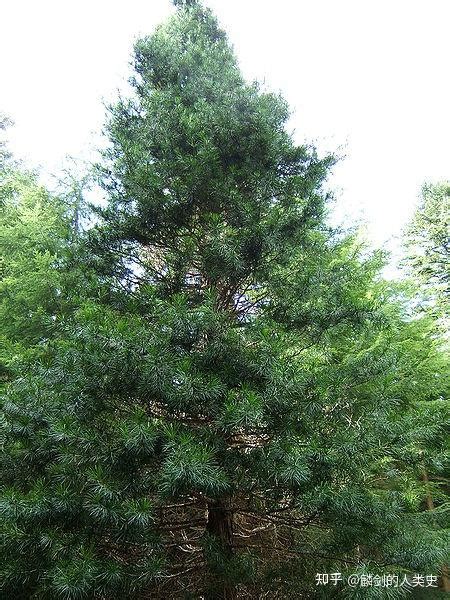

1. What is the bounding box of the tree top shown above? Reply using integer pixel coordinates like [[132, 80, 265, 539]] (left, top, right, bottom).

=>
[[172, 0, 199, 8]]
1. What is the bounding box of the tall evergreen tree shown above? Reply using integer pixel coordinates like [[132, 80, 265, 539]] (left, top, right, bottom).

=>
[[404, 181, 449, 300], [1, 2, 448, 598], [0, 126, 94, 385], [0, 166, 70, 384], [401, 181, 450, 593], [0, 114, 13, 172]]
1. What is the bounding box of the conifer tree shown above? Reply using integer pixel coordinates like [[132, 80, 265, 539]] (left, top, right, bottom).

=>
[[1, 2, 448, 598], [401, 181, 450, 593], [0, 164, 70, 384], [0, 123, 94, 385], [0, 114, 13, 171], [404, 181, 449, 300], [403, 181, 449, 342]]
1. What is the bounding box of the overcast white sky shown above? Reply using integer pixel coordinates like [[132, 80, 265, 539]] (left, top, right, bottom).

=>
[[1, 0, 449, 256]]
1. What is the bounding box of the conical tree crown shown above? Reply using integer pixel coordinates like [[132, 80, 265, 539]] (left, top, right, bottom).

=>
[[99, 2, 332, 305]]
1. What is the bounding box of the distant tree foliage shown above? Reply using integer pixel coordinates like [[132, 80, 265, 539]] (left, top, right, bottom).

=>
[[402, 180, 450, 593], [0, 114, 13, 172], [404, 181, 449, 300], [0, 168, 69, 382], [0, 131, 90, 384]]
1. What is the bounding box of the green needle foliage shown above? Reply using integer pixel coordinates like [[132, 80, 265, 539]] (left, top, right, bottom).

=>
[[0, 124, 96, 386], [403, 181, 450, 339], [404, 181, 449, 300], [401, 180, 450, 593], [1, 2, 448, 598], [0, 165, 71, 384]]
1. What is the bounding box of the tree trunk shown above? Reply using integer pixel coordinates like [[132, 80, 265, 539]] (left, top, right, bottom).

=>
[[422, 468, 450, 592], [206, 498, 236, 600]]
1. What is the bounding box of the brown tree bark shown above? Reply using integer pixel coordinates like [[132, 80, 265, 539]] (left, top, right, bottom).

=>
[[206, 498, 236, 600], [422, 468, 450, 593]]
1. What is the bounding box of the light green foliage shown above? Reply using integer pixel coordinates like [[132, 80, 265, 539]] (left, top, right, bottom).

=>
[[404, 181, 450, 306], [401, 181, 450, 592], [0, 168, 69, 379], [0, 115, 13, 172], [402, 179, 449, 491]]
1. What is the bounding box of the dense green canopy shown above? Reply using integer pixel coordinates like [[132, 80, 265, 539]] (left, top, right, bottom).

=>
[[1, 2, 448, 598]]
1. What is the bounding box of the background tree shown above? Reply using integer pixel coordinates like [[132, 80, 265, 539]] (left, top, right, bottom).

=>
[[0, 114, 13, 172], [401, 180, 450, 593], [0, 172, 67, 385], [403, 181, 449, 315], [1, 2, 448, 599], [0, 127, 91, 386]]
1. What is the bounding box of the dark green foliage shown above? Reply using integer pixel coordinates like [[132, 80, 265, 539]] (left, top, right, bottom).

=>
[[1, 2, 448, 598]]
